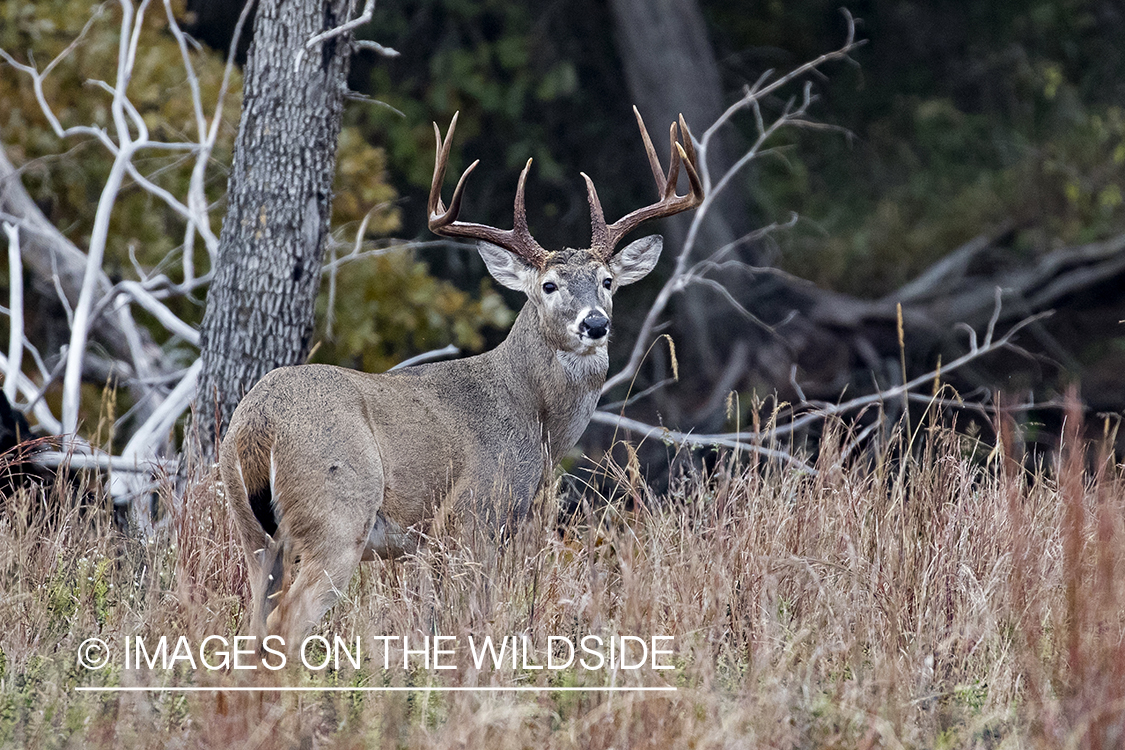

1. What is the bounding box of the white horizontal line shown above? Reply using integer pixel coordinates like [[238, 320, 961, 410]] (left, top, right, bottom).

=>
[[76, 685, 677, 693]]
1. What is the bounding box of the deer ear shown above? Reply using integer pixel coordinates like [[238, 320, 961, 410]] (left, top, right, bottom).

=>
[[610, 235, 663, 286], [478, 241, 537, 292]]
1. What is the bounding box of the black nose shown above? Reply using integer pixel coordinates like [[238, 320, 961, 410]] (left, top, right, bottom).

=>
[[579, 312, 610, 339]]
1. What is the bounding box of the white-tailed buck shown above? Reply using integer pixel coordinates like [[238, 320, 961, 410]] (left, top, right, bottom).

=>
[[220, 107, 703, 646]]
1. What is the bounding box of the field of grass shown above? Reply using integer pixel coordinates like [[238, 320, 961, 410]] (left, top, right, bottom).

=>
[[1, 410, 1123, 749]]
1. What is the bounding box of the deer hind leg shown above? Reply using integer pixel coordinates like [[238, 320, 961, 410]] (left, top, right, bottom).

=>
[[219, 428, 279, 644], [266, 441, 385, 650], [266, 536, 367, 651]]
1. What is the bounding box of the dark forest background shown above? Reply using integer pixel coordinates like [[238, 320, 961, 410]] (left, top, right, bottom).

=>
[[3, 0, 1123, 455]]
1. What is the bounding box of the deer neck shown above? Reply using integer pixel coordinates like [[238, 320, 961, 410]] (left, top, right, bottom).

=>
[[491, 302, 606, 462]]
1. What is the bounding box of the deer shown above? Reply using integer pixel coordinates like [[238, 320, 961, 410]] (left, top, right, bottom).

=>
[[219, 107, 703, 649]]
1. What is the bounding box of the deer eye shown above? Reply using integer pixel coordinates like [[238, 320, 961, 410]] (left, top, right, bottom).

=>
[[603, 278, 613, 289], [542, 282, 558, 294]]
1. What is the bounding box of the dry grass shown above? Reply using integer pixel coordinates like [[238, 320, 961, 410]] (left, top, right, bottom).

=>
[[1, 413, 1123, 749]]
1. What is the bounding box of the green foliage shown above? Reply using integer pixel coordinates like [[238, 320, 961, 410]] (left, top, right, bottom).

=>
[[352, 0, 630, 250], [0, 0, 406, 290], [1, 0, 516, 405], [0, 0, 240, 272], [346, 0, 1125, 311], [360, 1, 577, 188], [706, 0, 1125, 296], [332, 126, 401, 234], [314, 251, 512, 373]]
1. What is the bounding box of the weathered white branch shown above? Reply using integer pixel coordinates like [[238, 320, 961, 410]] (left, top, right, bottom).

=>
[[58, 1, 150, 440], [353, 40, 399, 57], [588, 410, 817, 474], [60, 149, 137, 438], [34, 450, 173, 473], [3, 222, 24, 404], [391, 345, 460, 370], [109, 358, 200, 501], [0, 0, 244, 511], [121, 359, 199, 463], [0, 352, 62, 434], [116, 282, 201, 346]]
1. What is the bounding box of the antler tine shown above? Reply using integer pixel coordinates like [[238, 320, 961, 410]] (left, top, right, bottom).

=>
[[428, 119, 449, 219], [678, 113, 699, 179], [675, 141, 703, 208], [587, 109, 705, 260], [428, 112, 549, 269], [633, 105, 666, 198], [581, 172, 611, 251], [513, 158, 533, 233], [664, 121, 682, 201]]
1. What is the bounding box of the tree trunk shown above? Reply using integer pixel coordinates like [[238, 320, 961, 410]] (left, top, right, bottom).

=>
[[195, 0, 353, 459], [608, 0, 757, 419]]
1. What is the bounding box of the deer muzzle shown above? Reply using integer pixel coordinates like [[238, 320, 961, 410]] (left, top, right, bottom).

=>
[[579, 311, 610, 340]]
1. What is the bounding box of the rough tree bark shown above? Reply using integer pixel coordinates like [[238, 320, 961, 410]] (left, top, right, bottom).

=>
[[195, 0, 354, 459]]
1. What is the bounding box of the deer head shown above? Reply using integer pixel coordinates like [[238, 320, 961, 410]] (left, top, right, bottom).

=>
[[427, 107, 703, 359]]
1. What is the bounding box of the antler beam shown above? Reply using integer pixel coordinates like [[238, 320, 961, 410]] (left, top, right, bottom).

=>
[[428, 112, 549, 269], [583, 106, 705, 261]]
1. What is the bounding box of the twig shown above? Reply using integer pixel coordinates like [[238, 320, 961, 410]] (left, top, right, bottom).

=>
[[391, 345, 460, 370], [353, 39, 399, 57], [599, 377, 677, 412], [115, 282, 200, 345], [770, 306, 1050, 440], [296, 0, 376, 71], [109, 359, 201, 500], [0, 352, 62, 434], [597, 305, 1048, 454], [701, 10, 861, 151]]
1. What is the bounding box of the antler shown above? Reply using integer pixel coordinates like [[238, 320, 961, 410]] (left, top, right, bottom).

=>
[[582, 106, 704, 261], [428, 112, 549, 269]]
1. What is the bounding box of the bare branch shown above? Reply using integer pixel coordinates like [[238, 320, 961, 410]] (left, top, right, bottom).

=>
[[307, 0, 375, 49], [353, 39, 400, 57], [701, 10, 862, 151], [3, 223, 24, 405], [768, 310, 1051, 440], [34, 449, 174, 473], [390, 345, 461, 370], [296, 0, 376, 71], [588, 410, 817, 475], [110, 359, 200, 497], [0, 352, 61, 434]]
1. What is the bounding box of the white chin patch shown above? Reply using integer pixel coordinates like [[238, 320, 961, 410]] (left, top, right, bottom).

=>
[[557, 348, 608, 382]]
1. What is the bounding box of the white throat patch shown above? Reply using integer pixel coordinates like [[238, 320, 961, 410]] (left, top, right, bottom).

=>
[[556, 348, 608, 382]]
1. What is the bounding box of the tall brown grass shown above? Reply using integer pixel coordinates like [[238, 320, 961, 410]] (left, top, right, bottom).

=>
[[0, 410, 1122, 749]]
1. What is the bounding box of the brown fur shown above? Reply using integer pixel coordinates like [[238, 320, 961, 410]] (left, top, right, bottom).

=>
[[220, 237, 665, 649]]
